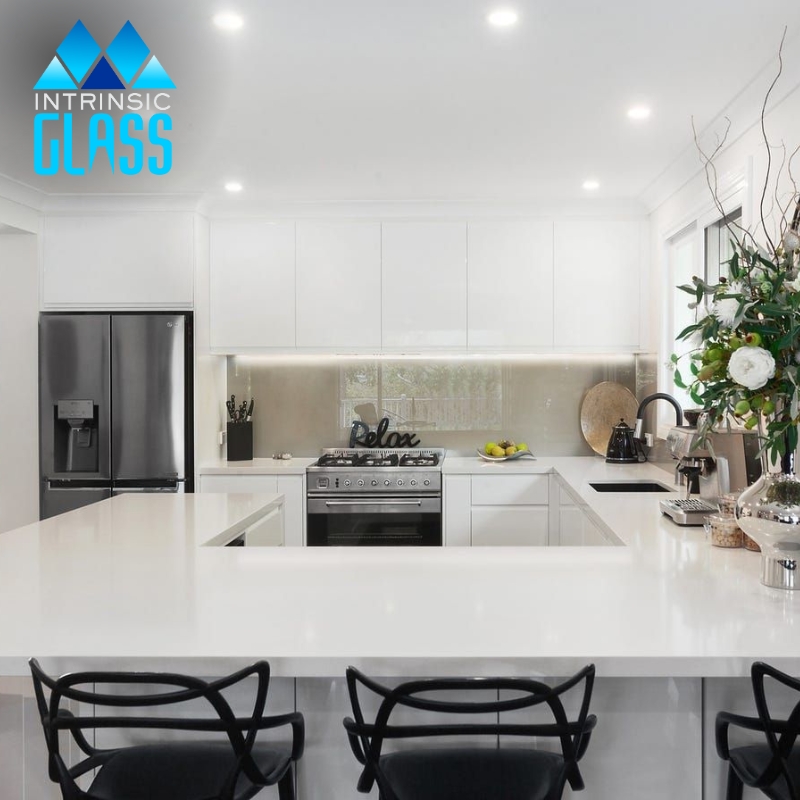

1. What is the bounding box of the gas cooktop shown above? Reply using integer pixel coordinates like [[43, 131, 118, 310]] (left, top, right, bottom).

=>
[[307, 448, 445, 494]]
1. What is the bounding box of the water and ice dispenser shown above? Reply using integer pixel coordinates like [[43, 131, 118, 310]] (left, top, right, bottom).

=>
[[53, 399, 99, 473]]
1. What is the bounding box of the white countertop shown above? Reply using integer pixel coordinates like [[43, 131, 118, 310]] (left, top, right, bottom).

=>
[[199, 457, 316, 475], [2, 457, 798, 679]]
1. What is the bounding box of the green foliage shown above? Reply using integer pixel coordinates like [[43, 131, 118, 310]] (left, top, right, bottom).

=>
[[674, 237, 800, 462]]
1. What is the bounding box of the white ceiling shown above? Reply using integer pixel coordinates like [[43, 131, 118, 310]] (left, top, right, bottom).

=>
[[1, 0, 799, 203]]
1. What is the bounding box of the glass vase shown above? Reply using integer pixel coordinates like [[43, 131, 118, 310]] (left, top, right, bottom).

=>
[[735, 433, 800, 589]]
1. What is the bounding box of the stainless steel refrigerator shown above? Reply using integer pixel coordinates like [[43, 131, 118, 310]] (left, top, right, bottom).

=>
[[39, 313, 193, 520]]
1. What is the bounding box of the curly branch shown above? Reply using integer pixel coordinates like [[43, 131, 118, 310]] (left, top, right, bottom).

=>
[[757, 28, 787, 259]]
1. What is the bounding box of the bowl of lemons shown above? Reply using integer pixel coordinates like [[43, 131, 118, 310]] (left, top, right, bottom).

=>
[[476, 439, 535, 461]]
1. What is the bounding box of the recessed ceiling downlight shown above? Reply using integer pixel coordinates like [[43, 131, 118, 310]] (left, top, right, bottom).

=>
[[213, 12, 244, 31], [627, 105, 651, 120], [582, 180, 600, 191], [487, 8, 519, 27], [224, 181, 243, 192]]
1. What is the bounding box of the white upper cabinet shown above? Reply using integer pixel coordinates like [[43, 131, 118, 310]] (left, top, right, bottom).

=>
[[553, 220, 643, 349], [42, 213, 194, 309], [210, 220, 295, 351], [467, 221, 554, 348], [296, 222, 381, 350], [381, 222, 467, 349]]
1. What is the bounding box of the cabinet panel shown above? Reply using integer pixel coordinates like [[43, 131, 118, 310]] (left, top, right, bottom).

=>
[[381, 222, 467, 348], [245, 506, 284, 546], [444, 475, 471, 547], [296, 222, 381, 349], [471, 474, 549, 505], [553, 220, 642, 348], [468, 221, 553, 348], [210, 221, 295, 350], [277, 475, 305, 547], [42, 214, 194, 309], [198, 474, 279, 494], [471, 507, 548, 546]]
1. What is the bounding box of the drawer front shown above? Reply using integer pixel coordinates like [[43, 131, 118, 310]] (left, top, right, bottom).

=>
[[471, 507, 548, 546], [471, 474, 549, 506], [245, 506, 284, 546], [199, 475, 279, 494]]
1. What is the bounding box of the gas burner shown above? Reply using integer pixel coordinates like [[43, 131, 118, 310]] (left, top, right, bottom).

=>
[[399, 453, 439, 467], [358, 454, 399, 467], [316, 454, 360, 468]]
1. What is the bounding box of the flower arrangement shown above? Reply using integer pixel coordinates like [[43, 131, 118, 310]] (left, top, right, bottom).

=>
[[673, 220, 800, 464], [673, 32, 800, 465]]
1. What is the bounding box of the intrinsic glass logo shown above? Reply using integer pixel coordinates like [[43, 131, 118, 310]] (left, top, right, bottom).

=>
[[33, 20, 175, 175]]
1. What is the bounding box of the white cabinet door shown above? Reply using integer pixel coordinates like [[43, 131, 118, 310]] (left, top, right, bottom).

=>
[[443, 475, 471, 547], [558, 505, 584, 546], [381, 222, 467, 349], [471, 507, 549, 546], [471, 475, 549, 505], [553, 220, 643, 349], [467, 221, 554, 348], [277, 475, 305, 547], [296, 222, 381, 350], [210, 220, 295, 350], [42, 214, 194, 309]]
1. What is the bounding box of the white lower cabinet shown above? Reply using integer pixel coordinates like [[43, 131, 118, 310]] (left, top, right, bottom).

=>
[[444, 473, 550, 546], [197, 473, 305, 546], [471, 506, 548, 546], [444, 473, 612, 547]]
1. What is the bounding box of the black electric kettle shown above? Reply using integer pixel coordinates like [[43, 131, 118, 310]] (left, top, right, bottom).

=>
[[605, 419, 644, 463]]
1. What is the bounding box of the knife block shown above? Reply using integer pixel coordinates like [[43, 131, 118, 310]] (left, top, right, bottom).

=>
[[227, 422, 253, 461]]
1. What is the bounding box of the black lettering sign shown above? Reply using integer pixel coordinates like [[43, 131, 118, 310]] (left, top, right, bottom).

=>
[[353, 417, 420, 448]]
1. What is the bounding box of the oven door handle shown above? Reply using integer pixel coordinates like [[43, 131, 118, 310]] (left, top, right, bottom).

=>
[[324, 499, 422, 507]]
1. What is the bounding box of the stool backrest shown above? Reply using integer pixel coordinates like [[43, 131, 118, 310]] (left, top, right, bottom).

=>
[[29, 658, 277, 800], [751, 661, 800, 795], [344, 664, 597, 800]]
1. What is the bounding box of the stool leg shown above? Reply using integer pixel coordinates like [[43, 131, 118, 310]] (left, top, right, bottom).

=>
[[278, 769, 295, 800], [726, 765, 744, 800]]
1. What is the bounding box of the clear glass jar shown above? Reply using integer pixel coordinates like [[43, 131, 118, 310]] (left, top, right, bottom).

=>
[[704, 514, 743, 548]]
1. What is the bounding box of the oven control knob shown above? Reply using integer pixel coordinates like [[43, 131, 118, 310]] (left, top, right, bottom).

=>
[[423, 479, 431, 486], [344, 480, 351, 487], [384, 480, 391, 486], [397, 479, 404, 486], [371, 480, 378, 486], [410, 479, 417, 486], [357, 479, 364, 487]]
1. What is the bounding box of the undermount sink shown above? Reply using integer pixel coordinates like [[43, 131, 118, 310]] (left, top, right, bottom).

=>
[[589, 481, 671, 493]]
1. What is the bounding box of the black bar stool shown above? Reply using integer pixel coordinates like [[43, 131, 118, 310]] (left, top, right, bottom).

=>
[[343, 664, 597, 800], [716, 661, 800, 799], [29, 658, 304, 800]]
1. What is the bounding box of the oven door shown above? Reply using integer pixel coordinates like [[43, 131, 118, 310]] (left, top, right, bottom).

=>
[[307, 495, 442, 546]]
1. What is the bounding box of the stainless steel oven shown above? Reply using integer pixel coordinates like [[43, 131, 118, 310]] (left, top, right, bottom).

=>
[[307, 495, 441, 546], [306, 448, 444, 546]]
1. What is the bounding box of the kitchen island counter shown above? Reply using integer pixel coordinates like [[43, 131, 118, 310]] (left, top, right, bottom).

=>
[[0, 457, 796, 679]]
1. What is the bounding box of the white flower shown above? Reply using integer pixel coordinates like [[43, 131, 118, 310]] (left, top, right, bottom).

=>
[[789, 274, 800, 293], [784, 229, 800, 253], [710, 282, 744, 327], [728, 346, 776, 390]]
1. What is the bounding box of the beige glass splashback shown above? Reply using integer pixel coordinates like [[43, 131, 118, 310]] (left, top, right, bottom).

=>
[[227, 355, 652, 457]]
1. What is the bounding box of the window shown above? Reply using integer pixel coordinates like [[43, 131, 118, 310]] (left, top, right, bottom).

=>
[[340, 362, 502, 432], [704, 208, 743, 285]]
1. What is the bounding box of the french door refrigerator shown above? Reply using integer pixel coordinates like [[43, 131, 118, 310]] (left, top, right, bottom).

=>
[[39, 313, 193, 520]]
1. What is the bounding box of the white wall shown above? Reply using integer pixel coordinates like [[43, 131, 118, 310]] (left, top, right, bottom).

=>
[[0, 232, 39, 532]]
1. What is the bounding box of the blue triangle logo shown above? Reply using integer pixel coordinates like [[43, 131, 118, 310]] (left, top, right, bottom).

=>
[[82, 56, 125, 90], [34, 56, 77, 90], [132, 55, 175, 89]]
